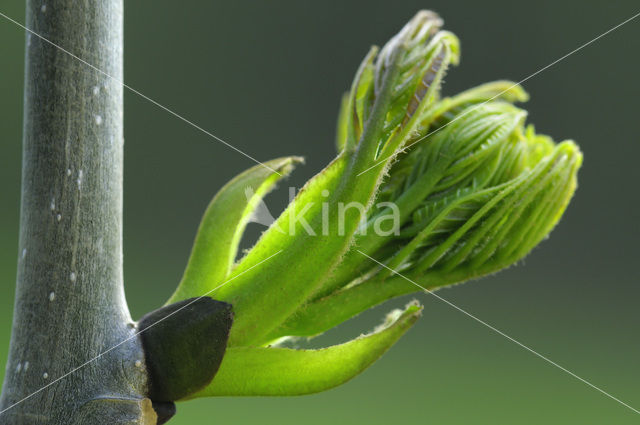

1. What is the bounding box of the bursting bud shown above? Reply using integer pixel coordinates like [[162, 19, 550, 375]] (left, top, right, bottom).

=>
[[165, 11, 581, 399]]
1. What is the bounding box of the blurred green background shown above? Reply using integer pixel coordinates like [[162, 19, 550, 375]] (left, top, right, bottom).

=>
[[1, 0, 639, 423]]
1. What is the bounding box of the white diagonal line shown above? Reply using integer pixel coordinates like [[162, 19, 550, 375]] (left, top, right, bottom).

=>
[[357, 10, 640, 177], [0, 250, 282, 415], [356, 250, 640, 415], [0, 10, 281, 176]]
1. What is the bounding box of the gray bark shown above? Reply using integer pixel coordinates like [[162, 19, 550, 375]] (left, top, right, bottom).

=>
[[0, 0, 155, 423]]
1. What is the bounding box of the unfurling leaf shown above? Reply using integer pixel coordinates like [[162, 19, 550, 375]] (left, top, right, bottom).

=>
[[273, 105, 581, 339], [168, 157, 302, 303], [187, 302, 421, 398]]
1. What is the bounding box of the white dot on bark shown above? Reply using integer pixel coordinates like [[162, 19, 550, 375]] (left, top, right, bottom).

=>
[[92, 86, 100, 96], [56, 214, 62, 222], [22, 249, 27, 259], [70, 272, 77, 283], [43, 372, 49, 379], [15, 363, 21, 373], [66, 168, 72, 176], [134, 360, 142, 368], [24, 361, 29, 371], [40, 4, 46, 13], [49, 292, 55, 302], [95, 115, 103, 125]]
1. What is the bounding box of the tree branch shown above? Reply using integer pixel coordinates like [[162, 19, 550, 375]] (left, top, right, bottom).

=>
[[0, 0, 153, 422]]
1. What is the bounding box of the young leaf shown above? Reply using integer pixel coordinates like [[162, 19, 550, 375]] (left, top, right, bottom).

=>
[[187, 302, 422, 397], [168, 157, 302, 303]]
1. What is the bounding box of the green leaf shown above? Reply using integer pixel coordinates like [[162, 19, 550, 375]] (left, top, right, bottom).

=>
[[167, 157, 303, 303], [211, 153, 365, 347], [188, 302, 422, 397]]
